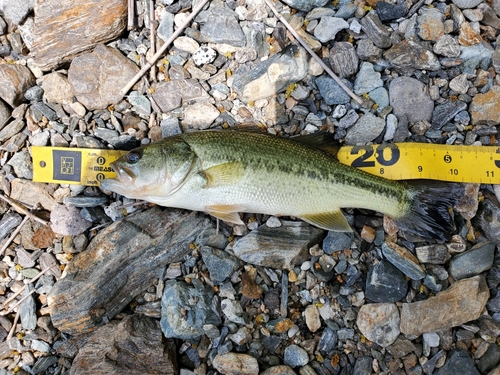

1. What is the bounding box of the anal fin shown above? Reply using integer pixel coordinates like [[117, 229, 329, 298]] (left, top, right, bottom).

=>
[[300, 211, 352, 232], [206, 204, 245, 225]]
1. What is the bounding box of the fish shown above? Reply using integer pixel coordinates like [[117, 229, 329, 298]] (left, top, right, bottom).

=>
[[100, 130, 459, 241]]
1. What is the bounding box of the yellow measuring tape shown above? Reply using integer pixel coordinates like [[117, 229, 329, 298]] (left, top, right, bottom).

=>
[[32, 143, 500, 186]]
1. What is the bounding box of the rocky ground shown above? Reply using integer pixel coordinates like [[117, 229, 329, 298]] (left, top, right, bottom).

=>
[[0, 0, 499, 374]]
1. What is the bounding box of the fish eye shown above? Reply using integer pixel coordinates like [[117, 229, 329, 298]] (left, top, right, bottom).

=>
[[126, 151, 141, 164]]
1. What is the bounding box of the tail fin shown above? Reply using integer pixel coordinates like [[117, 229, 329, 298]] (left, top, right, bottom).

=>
[[395, 181, 463, 242]]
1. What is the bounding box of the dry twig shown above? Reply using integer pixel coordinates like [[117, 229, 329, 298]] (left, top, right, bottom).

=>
[[0, 215, 29, 258], [0, 194, 49, 226], [150, 0, 157, 80], [6, 310, 19, 340], [128, 0, 135, 30]]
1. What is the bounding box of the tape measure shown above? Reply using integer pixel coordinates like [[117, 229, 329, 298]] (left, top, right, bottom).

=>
[[32, 143, 500, 186]]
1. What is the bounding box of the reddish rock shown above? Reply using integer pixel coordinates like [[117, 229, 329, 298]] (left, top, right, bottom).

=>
[[470, 85, 500, 125], [458, 21, 482, 46], [31, 0, 127, 71]]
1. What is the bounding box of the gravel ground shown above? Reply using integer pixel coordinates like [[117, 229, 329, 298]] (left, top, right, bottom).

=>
[[0, 0, 499, 374]]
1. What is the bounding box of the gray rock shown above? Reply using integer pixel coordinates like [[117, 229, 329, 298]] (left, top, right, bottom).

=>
[[221, 298, 247, 325], [451, 0, 483, 9], [7, 150, 33, 179], [400, 276, 490, 336], [0, 212, 22, 240], [0, 64, 36, 107], [382, 242, 425, 280], [183, 101, 220, 130], [433, 35, 461, 57], [477, 342, 500, 373], [158, 9, 174, 42], [389, 76, 434, 123], [338, 109, 359, 129], [315, 76, 353, 105], [232, 222, 324, 270], [0, 16, 5, 35], [345, 112, 385, 145], [353, 356, 373, 375], [435, 350, 480, 375], [161, 280, 221, 340], [50, 205, 92, 236], [383, 113, 397, 141], [24, 85, 44, 101], [417, 7, 445, 42], [31, 340, 51, 353], [201, 246, 240, 285], [360, 11, 392, 49], [68, 44, 140, 110], [128, 91, 151, 116], [449, 243, 495, 280], [0, 99, 10, 130], [283, 344, 309, 367], [376, 1, 407, 21], [365, 260, 407, 303], [63, 197, 109, 208], [197, 1, 245, 47], [160, 117, 182, 138], [306, 7, 335, 20], [431, 100, 468, 129], [329, 42, 358, 78], [152, 79, 209, 113], [322, 231, 353, 254], [356, 38, 383, 62], [31, 101, 58, 121], [336, 3, 357, 19], [313, 17, 349, 43], [357, 303, 400, 347], [354, 62, 383, 95], [20, 284, 37, 330], [232, 44, 308, 102], [280, 0, 328, 12], [318, 327, 337, 353], [0, 0, 34, 24], [370, 87, 389, 110], [385, 40, 441, 71], [32, 356, 59, 374]]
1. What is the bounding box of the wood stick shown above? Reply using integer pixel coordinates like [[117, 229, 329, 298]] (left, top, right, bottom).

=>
[[128, 0, 135, 30], [6, 310, 19, 340], [150, 0, 157, 80], [262, 0, 364, 105], [117, 0, 210, 101], [0, 215, 29, 258], [2, 288, 37, 316], [0, 194, 49, 226]]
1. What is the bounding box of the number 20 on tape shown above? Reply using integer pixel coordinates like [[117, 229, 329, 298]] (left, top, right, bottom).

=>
[[337, 143, 500, 184]]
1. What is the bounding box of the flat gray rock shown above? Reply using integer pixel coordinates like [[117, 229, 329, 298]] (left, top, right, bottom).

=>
[[197, 0, 245, 47], [344, 112, 385, 145], [389, 76, 434, 123], [280, 0, 328, 12], [68, 44, 140, 110], [449, 243, 495, 280]]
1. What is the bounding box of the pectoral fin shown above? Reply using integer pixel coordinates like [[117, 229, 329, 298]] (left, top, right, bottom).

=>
[[206, 204, 246, 225], [300, 211, 352, 232], [199, 162, 245, 188]]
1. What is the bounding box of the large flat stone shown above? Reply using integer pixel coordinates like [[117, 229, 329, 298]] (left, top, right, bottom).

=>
[[31, 0, 127, 71]]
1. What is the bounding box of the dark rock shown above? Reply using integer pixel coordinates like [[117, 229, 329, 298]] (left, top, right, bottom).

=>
[[232, 222, 324, 270], [201, 246, 240, 285], [360, 11, 392, 49], [382, 242, 425, 280], [431, 100, 468, 129], [474, 199, 500, 243], [161, 280, 221, 340], [0, 212, 22, 240], [435, 350, 479, 375], [318, 327, 337, 353], [365, 260, 408, 303], [262, 335, 282, 354], [315, 75, 353, 105], [353, 356, 373, 375], [449, 243, 495, 280], [385, 40, 440, 71], [329, 42, 359, 78], [477, 342, 500, 373], [48, 207, 213, 334], [70, 314, 177, 375], [376, 2, 408, 21], [283, 344, 309, 367]]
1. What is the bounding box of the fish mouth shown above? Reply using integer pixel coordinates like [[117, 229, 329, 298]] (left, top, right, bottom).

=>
[[100, 162, 136, 191]]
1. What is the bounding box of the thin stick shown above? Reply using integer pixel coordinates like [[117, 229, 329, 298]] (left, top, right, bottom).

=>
[[1, 264, 58, 309], [0, 215, 29, 258], [117, 0, 210, 101], [0, 195, 49, 226], [2, 288, 37, 316], [128, 0, 135, 30], [263, 0, 364, 105], [6, 310, 19, 340], [150, 0, 157, 80]]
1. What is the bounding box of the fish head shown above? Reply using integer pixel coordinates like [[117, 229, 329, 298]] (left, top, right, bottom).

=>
[[101, 138, 196, 200]]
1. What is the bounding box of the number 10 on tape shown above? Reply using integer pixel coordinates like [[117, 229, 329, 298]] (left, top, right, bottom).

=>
[[337, 143, 500, 184]]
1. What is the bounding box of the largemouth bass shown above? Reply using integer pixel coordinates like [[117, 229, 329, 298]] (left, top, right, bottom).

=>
[[101, 131, 458, 241]]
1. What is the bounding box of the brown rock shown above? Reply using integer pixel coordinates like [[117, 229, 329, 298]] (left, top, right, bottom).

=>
[[68, 44, 140, 110], [70, 314, 177, 375], [10, 178, 58, 211], [260, 365, 297, 375], [458, 21, 482, 46], [47, 207, 213, 334], [400, 276, 490, 336], [241, 269, 264, 299], [357, 303, 400, 347], [470, 86, 500, 125], [455, 183, 480, 220], [31, 0, 127, 71], [304, 304, 321, 332], [212, 353, 259, 375], [417, 8, 445, 42], [384, 40, 440, 71], [0, 64, 35, 107]]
